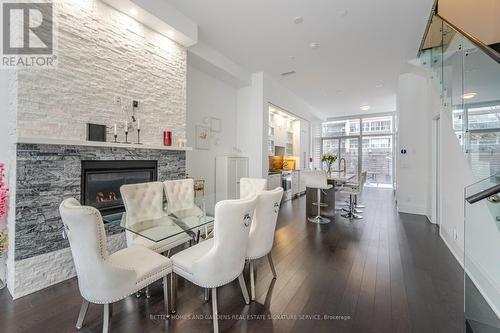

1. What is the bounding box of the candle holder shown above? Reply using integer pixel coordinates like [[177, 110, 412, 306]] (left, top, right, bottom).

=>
[[137, 129, 141, 145], [114, 134, 118, 143], [125, 130, 129, 144]]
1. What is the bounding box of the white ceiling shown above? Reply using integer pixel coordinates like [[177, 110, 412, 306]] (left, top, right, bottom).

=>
[[164, 0, 435, 117]]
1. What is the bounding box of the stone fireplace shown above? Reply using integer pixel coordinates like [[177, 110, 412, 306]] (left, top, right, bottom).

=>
[[81, 160, 158, 215], [10, 142, 186, 298]]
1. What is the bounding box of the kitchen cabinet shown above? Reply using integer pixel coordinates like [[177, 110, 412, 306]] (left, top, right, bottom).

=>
[[267, 173, 281, 190], [216, 156, 249, 200], [299, 170, 307, 193], [300, 120, 310, 169]]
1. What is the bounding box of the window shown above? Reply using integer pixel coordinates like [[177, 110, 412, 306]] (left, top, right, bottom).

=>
[[322, 119, 360, 137], [317, 114, 395, 188]]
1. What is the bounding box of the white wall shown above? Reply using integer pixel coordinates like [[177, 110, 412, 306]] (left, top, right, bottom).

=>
[[236, 73, 265, 178], [185, 65, 238, 195], [396, 72, 433, 216], [439, 113, 471, 263]]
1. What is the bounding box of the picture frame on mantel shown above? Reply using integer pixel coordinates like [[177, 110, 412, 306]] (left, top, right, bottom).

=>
[[196, 125, 210, 150]]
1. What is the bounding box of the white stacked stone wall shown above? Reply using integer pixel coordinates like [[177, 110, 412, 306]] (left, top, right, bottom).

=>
[[16, 0, 187, 146]]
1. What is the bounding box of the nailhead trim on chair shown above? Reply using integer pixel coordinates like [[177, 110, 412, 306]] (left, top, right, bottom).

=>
[[65, 204, 172, 305], [246, 253, 269, 260], [82, 266, 172, 304]]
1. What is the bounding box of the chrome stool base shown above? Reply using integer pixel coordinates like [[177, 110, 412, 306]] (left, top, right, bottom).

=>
[[308, 215, 331, 224], [341, 212, 363, 220]]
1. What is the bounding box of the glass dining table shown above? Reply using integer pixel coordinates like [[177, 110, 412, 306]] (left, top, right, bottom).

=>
[[103, 193, 231, 243]]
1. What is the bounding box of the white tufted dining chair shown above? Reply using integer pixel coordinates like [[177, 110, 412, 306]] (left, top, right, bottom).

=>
[[121, 182, 192, 254], [169, 195, 258, 333], [59, 198, 172, 333], [240, 177, 268, 199], [245, 187, 283, 300], [163, 179, 211, 238]]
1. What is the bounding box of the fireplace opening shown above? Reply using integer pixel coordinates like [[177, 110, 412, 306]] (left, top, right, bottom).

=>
[[81, 160, 158, 215]]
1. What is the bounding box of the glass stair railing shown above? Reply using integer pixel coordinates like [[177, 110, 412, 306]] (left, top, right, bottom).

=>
[[419, 15, 500, 181], [419, 11, 500, 333]]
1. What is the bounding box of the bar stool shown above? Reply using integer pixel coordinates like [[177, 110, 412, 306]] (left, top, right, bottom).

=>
[[305, 170, 333, 224], [341, 171, 367, 219]]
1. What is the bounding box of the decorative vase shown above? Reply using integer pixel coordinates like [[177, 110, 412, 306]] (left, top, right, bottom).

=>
[[327, 164, 332, 177]]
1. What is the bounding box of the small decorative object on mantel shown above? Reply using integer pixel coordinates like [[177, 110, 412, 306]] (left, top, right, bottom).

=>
[[87, 123, 107, 142], [196, 125, 210, 150], [178, 138, 187, 147], [163, 131, 172, 146], [113, 124, 118, 143], [321, 153, 337, 177], [0, 162, 9, 290], [136, 119, 141, 144], [124, 120, 129, 144]]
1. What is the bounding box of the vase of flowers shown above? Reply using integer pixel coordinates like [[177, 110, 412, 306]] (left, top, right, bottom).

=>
[[321, 153, 337, 177], [0, 163, 9, 290]]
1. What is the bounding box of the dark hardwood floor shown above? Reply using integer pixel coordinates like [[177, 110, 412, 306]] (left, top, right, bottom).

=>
[[0, 188, 464, 333]]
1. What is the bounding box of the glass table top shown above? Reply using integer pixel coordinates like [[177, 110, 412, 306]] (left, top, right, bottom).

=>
[[105, 192, 233, 243]]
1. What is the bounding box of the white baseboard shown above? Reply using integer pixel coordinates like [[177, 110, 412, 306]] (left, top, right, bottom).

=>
[[439, 229, 464, 268]]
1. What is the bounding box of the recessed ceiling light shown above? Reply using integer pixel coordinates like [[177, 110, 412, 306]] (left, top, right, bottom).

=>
[[360, 105, 371, 111], [293, 16, 304, 24], [130, 8, 138, 16], [309, 42, 320, 50], [167, 31, 175, 37], [336, 90, 343, 94], [375, 83, 383, 88], [462, 92, 477, 99]]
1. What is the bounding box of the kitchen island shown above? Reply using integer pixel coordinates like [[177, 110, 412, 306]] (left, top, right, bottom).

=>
[[305, 171, 355, 219]]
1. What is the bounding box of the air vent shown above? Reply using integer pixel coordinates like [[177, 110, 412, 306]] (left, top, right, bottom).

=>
[[281, 70, 296, 77]]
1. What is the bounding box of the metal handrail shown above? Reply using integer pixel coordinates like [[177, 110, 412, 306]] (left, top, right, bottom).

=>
[[466, 184, 500, 204], [436, 14, 500, 65]]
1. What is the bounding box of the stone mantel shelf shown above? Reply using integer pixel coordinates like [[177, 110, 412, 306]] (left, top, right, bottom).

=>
[[16, 137, 193, 151]]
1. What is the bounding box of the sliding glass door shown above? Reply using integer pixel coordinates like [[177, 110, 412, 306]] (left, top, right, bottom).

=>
[[362, 135, 393, 187], [319, 113, 395, 187], [322, 137, 360, 175]]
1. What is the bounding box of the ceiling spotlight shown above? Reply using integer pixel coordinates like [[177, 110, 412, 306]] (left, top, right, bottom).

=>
[[360, 105, 371, 111], [293, 16, 304, 24], [462, 92, 477, 99], [130, 8, 138, 16], [309, 42, 320, 50]]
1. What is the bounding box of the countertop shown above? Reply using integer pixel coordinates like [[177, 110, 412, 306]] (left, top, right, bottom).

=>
[[268, 169, 302, 175]]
